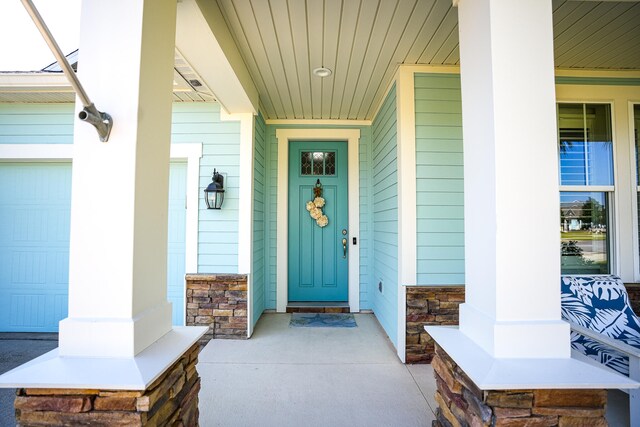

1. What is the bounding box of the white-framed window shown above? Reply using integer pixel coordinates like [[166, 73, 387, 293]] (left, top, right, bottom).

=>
[[634, 104, 640, 273], [558, 103, 614, 274]]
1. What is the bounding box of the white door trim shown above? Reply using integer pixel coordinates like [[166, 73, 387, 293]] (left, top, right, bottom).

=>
[[168, 143, 203, 277], [275, 129, 361, 312]]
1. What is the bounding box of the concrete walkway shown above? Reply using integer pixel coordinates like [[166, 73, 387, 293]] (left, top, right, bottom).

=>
[[197, 313, 437, 427]]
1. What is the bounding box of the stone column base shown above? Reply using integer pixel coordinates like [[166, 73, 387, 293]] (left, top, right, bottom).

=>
[[14, 343, 201, 426], [432, 344, 608, 427], [186, 274, 248, 346], [406, 286, 464, 364]]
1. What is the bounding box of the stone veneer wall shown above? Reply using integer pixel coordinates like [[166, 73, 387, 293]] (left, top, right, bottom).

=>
[[186, 274, 248, 346], [626, 283, 640, 315], [407, 283, 640, 364], [15, 343, 201, 426], [432, 344, 608, 427], [406, 286, 464, 364]]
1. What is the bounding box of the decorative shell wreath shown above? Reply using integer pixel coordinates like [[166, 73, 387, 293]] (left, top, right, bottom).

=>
[[306, 179, 329, 227]]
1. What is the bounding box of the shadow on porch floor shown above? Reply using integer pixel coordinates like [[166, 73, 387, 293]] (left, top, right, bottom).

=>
[[197, 313, 631, 427], [198, 313, 437, 426], [0, 319, 629, 426]]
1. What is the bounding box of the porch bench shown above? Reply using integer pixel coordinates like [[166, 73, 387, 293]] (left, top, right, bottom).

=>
[[561, 275, 640, 424]]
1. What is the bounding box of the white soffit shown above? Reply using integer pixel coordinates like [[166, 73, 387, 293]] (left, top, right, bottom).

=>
[[2, 1, 638, 114], [553, 0, 640, 69], [214, 0, 639, 121], [0, 50, 216, 103], [0, 73, 70, 90], [216, 0, 459, 121], [176, 0, 258, 114]]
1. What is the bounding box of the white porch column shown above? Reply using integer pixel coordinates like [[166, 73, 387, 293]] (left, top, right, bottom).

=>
[[396, 67, 418, 362], [58, 0, 177, 358], [456, 0, 569, 358]]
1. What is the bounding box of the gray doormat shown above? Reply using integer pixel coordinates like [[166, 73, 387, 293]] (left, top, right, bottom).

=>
[[289, 313, 357, 328]]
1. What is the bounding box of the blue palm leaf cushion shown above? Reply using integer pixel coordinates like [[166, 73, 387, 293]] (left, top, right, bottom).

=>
[[561, 275, 640, 376]]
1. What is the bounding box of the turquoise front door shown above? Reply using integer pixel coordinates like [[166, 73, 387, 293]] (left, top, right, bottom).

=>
[[288, 141, 348, 302]]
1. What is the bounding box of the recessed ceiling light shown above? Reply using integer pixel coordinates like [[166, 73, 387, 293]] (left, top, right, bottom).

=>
[[313, 67, 332, 78]]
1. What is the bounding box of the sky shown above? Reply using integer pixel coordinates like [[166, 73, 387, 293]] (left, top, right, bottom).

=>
[[0, 0, 80, 71]]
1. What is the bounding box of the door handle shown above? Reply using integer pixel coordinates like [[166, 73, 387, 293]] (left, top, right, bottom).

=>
[[342, 238, 347, 258]]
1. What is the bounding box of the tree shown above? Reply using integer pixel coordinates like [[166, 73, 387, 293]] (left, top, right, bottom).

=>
[[580, 197, 605, 228], [561, 240, 583, 257]]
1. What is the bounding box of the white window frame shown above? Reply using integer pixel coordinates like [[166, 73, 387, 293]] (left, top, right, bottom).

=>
[[631, 102, 640, 281], [557, 101, 616, 275]]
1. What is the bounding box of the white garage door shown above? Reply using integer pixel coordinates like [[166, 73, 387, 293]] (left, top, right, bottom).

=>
[[0, 162, 187, 332]]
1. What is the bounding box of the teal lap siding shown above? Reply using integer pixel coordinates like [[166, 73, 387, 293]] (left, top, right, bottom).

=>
[[371, 84, 399, 348], [0, 102, 241, 332], [0, 104, 75, 144], [252, 112, 267, 328], [415, 74, 465, 286], [172, 103, 240, 273]]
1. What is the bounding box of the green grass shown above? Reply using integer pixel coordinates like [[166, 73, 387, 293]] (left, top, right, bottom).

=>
[[560, 230, 606, 241]]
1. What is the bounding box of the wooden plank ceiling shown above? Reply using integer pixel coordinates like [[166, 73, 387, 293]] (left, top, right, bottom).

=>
[[215, 0, 640, 121]]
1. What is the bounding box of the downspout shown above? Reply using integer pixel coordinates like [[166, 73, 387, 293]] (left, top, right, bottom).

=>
[[21, 0, 113, 142]]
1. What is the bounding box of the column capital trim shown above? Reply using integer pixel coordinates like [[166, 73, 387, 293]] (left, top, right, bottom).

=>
[[0, 327, 207, 390], [427, 326, 638, 390]]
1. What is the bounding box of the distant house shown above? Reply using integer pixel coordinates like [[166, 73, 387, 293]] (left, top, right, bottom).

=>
[[561, 200, 584, 231]]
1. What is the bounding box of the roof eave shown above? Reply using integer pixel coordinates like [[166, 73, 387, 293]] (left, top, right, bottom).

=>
[[0, 72, 73, 92]]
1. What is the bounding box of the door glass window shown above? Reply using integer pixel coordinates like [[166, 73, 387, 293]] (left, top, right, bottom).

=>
[[301, 151, 336, 176], [325, 152, 336, 175], [301, 152, 312, 175], [313, 152, 324, 175]]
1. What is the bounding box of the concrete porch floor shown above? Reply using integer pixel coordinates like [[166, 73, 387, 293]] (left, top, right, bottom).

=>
[[198, 312, 631, 427], [0, 316, 630, 426], [198, 313, 437, 426]]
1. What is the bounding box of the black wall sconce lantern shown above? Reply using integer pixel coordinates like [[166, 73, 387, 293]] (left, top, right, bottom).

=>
[[204, 169, 225, 209]]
